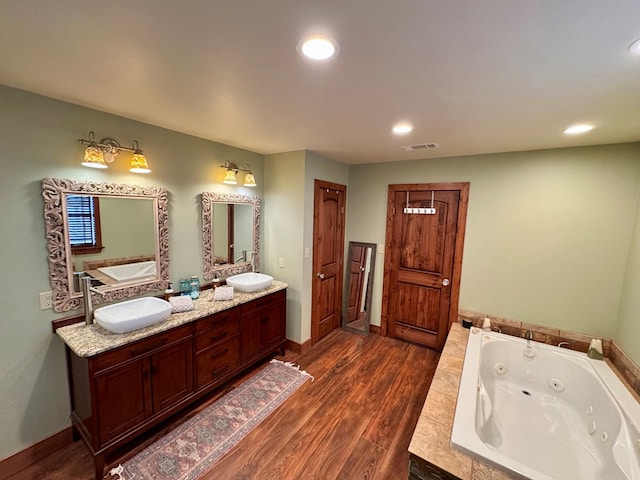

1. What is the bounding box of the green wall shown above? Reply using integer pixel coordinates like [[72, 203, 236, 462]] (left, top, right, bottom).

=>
[[617, 187, 640, 362], [347, 145, 640, 352], [263, 150, 348, 343], [0, 84, 264, 460]]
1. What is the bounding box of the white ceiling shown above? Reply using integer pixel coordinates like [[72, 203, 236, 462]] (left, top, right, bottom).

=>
[[1, 0, 639, 164]]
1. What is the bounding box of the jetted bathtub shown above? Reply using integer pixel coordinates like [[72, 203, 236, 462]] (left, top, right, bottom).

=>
[[451, 328, 640, 479]]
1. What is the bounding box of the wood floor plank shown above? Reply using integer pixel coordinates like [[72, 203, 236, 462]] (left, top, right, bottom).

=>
[[6, 329, 439, 480]]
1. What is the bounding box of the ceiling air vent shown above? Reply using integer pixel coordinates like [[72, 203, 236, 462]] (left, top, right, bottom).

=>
[[400, 143, 440, 151]]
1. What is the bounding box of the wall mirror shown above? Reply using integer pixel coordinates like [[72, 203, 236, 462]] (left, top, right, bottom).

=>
[[342, 241, 376, 335], [202, 192, 261, 280], [42, 178, 169, 312]]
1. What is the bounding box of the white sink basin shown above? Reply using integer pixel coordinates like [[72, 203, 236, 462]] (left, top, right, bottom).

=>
[[95, 297, 172, 334], [226, 272, 274, 293]]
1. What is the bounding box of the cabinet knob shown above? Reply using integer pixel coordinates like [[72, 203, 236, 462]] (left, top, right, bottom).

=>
[[317, 272, 325, 279]]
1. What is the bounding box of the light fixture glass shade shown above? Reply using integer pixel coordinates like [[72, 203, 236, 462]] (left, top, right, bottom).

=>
[[243, 172, 257, 187], [223, 169, 237, 184], [81, 145, 107, 169], [129, 153, 151, 173]]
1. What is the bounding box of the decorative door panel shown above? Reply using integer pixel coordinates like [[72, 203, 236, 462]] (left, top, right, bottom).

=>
[[383, 183, 469, 351], [312, 180, 346, 343]]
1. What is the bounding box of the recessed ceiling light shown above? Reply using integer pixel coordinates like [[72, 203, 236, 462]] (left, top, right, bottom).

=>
[[563, 124, 594, 135], [297, 35, 340, 60], [392, 123, 413, 135], [629, 37, 640, 55]]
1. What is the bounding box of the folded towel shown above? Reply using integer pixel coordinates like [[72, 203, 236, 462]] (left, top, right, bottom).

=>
[[213, 286, 234, 301], [169, 295, 194, 313]]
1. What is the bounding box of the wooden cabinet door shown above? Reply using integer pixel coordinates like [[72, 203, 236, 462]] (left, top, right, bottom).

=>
[[263, 298, 285, 350], [95, 358, 151, 444], [151, 339, 193, 413], [241, 313, 263, 362]]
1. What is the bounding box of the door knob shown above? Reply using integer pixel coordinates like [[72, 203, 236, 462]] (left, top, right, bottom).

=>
[[442, 278, 450, 286], [317, 273, 325, 279]]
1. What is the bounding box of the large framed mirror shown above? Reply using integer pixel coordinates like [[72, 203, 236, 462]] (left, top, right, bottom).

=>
[[42, 178, 169, 312], [202, 192, 261, 280], [342, 241, 376, 335]]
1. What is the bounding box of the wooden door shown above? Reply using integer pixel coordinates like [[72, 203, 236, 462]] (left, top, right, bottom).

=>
[[347, 245, 366, 322], [382, 183, 469, 351], [312, 180, 346, 344]]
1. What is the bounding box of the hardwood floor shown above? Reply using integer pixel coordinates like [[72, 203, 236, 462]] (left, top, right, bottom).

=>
[[7, 329, 439, 480]]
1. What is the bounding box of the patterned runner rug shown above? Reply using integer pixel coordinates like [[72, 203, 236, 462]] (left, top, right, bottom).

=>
[[109, 359, 313, 480]]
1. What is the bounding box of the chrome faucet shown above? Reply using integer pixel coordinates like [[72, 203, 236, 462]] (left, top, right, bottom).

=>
[[523, 330, 536, 358], [249, 251, 256, 272], [82, 276, 106, 325], [235, 250, 247, 263]]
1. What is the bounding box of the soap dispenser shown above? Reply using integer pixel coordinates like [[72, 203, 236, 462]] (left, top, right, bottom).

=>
[[164, 283, 174, 301]]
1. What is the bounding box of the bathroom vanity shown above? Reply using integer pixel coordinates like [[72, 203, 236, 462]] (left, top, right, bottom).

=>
[[55, 284, 287, 480]]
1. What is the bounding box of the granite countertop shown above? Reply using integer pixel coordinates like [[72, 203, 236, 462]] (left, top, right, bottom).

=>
[[408, 323, 515, 480], [56, 281, 287, 358]]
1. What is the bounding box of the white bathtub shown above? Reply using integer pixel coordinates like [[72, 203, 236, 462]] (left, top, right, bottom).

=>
[[97, 260, 156, 282], [451, 328, 640, 479]]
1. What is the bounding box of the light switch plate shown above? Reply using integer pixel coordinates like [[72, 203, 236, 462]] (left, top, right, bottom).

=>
[[278, 257, 285, 268], [377, 244, 384, 254]]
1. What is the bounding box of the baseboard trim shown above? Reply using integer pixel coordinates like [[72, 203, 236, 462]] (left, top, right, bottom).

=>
[[0, 427, 73, 479], [370, 324, 381, 335], [284, 338, 312, 355]]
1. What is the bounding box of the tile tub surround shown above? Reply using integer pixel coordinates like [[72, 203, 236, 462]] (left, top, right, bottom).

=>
[[409, 323, 515, 480], [56, 281, 287, 357], [409, 321, 640, 480], [458, 309, 640, 398]]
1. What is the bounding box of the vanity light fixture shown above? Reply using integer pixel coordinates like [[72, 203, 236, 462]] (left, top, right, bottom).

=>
[[629, 37, 640, 55], [78, 131, 151, 173], [220, 160, 257, 187]]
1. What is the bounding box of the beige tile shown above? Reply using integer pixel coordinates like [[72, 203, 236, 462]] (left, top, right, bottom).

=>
[[448, 323, 470, 345], [471, 460, 518, 480], [443, 339, 467, 357], [410, 419, 473, 479], [430, 367, 461, 396], [438, 352, 464, 375], [421, 390, 457, 429]]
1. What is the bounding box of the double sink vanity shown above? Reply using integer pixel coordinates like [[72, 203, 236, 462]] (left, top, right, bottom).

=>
[[43, 178, 280, 479], [55, 282, 287, 480]]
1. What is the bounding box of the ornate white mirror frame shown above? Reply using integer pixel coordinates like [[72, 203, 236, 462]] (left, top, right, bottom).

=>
[[42, 177, 169, 312], [202, 192, 261, 280]]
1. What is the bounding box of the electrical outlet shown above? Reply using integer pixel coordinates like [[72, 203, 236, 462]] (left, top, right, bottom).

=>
[[278, 257, 285, 268], [304, 247, 310, 258], [377, 244, 384, 254], [39, 291, 53, 310]]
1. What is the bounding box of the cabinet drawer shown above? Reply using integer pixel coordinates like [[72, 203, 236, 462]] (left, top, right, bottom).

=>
[[239, 290, 285, 315], [195, 308, 239, 333], [194, 315, 239, 352], [195, 336, 241, 389], [93, 324, 192, 372]]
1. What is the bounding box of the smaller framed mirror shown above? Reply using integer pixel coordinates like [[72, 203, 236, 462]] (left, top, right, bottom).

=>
[[202, 192, 261, 280], [342, 241, 376, 335]]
